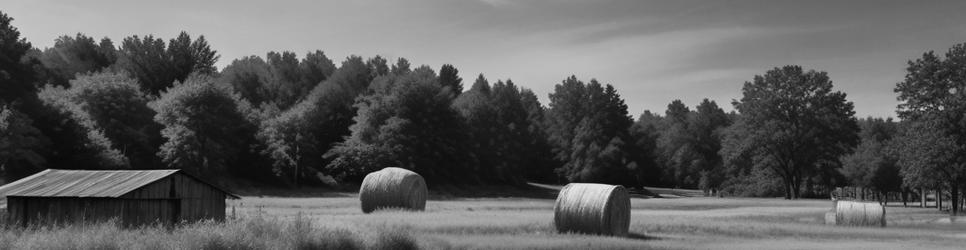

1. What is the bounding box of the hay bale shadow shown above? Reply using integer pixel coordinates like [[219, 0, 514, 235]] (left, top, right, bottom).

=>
[[627, 232, 661, 241]]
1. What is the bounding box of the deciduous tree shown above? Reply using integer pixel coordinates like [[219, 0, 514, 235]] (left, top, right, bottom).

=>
[[326, 66, 470, 183], [0, 11, 36, 104], [117, 32, 218, 96], [0, 105, 47, 182], [59, 72, 161, 168], [722, 66, 859, 199], [258, 56, 372, 186], [34, 34, 116, 86], [690, 99, 731, 193], [840, 118, 900, 200], [894, 43, 966, 214], [151, 74, 254, 179]]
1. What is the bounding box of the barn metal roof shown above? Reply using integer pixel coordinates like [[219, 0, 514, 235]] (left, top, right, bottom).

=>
[[0, 169, 239, 198]]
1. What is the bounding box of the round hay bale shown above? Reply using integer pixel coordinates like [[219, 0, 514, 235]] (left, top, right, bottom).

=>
[[824, 211, 836, 225], [359, 167, 427, 213], [553, 183, 631, 236], [824, 200, 838, 225], [834, 200, 886, 227]]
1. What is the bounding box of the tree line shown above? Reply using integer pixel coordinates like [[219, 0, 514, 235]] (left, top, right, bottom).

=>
[[1, 11, 965, 213]]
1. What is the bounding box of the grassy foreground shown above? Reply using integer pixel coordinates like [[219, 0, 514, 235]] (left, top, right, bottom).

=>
[[230, 195, 966, 250], [3, 194, 966, 249], [0, 213, 416, 250]]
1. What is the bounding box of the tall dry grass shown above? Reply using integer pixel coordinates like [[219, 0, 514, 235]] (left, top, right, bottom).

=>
[[0, 212, 418, 250]]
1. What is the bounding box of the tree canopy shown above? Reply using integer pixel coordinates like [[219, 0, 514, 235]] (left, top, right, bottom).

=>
[[0, 12, 36, 104], [722, 66, 859, 199], [116, 32, 218, 96], [840, 118, 901, 198], [894, 43, 966, 214], [151, 74, 254, 179], [32, 33, 116, 87], [0, 105, 47, 181], [257, 56, 374, 186], [546, 76, 638, 186], [326, 66, 470, 183]]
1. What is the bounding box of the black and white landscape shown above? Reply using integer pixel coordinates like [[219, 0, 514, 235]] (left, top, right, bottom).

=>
[[1, 1, 966, 249]]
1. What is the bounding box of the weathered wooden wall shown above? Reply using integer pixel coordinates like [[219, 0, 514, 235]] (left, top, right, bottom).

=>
[[5, 197, 176, 227], [123, 173, 227, 222], [6, 172, 228, 227]]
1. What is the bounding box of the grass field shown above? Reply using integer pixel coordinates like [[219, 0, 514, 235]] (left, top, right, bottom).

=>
[[229, 192, 966, 250], [3, 187, 966, 249]]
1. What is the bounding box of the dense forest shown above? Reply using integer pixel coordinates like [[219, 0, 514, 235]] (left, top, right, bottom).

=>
[[2, 11, 966, 213]]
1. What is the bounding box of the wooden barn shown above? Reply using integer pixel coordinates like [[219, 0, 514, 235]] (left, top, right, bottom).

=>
[[0, 169, 239, 227]]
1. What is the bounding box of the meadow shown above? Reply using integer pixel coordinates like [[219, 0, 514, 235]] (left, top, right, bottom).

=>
[[225, 189, 966, 250], [3, 187, 966, 250]]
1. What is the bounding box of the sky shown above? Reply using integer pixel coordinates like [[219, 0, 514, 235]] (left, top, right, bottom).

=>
[[6, 0, 966, 119]]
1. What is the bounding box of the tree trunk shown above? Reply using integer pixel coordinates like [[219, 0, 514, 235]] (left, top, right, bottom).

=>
[[294, 163, 300, 188], [805, 178, 813, 198], [952, 184, 960, 215], [783, 179, 792, 200], [938, 188, 943, 211], [902, 190, 907, 207]]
